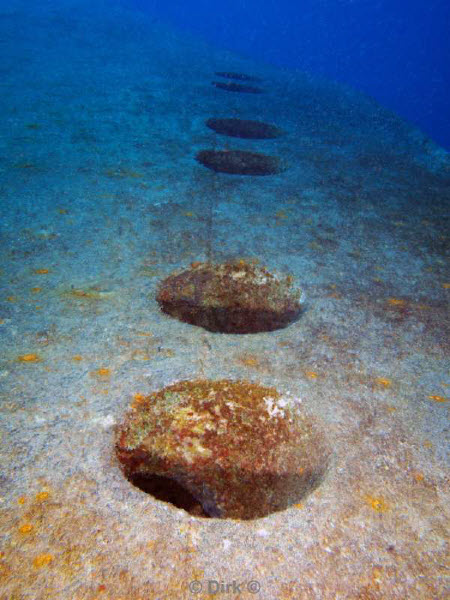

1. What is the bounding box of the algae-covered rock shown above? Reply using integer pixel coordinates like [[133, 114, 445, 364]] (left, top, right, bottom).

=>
[[156, 260, 303, 333], [115, 379, 330, 520]]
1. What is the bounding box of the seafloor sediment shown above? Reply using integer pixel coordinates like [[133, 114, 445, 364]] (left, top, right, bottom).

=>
[[0, 1, 449, 599]]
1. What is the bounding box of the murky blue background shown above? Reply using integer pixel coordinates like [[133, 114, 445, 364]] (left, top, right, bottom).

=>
[[131, 0, 450, 150]]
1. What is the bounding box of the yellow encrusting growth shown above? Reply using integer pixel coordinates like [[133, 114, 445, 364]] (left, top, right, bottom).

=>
[[387, 298, 405, 306], [238, 354, 259, 367], [364, 494, 389, 512], [92, 367, 111, 378], [131, 393, 147, 409], [374, 377, 392, 387], [36, 491, 50, 502], [305, 371, 318, 379], [33, 553, 54, 568], [427, 395, 447, 403], [17, 354, 41, 363]]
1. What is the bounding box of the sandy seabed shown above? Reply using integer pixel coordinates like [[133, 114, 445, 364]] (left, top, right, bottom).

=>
[[0, 1, 449, 598]]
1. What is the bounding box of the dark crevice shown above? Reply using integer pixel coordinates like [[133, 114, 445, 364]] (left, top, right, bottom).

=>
[[130, 473, 210, 518]]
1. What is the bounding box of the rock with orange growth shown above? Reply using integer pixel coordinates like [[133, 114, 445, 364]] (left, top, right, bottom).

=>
[[156, 260, 303, 334], [115, 379, 330, 520]]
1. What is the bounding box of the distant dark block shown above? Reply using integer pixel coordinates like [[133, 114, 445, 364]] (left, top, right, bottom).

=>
[[215, 71, 263, 82], [196, 149, 282, 176], [212, 81, 263, 94], [206, 118, 283, 140]]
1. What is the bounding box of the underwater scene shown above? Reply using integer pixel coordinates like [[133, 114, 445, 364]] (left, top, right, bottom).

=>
[[0, 0, 448, 598]]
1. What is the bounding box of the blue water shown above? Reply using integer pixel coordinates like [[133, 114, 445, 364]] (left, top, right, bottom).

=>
[[131, 0, 450, 151]]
